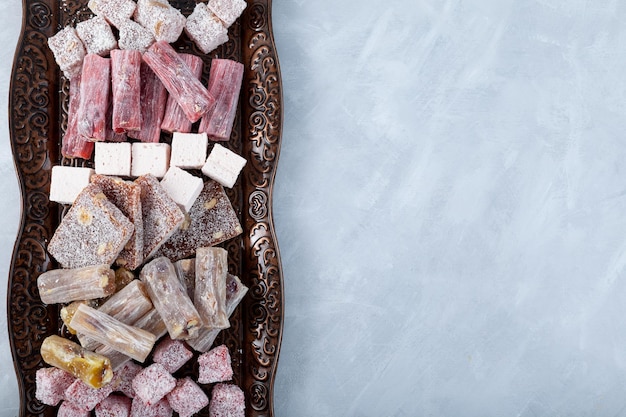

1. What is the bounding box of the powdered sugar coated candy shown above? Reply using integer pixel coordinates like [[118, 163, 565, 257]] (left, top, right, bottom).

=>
[[208, 0, 247, 28], [35, 367, 75, 406], [184, 2, 228, 54], [197, 344, 233, 384], [91, 175, 145, 270], [129, 397, 172, 417], [118, 19, 155, 53], [134, 0, 186, 43], [49, 165, 94, 205], [159, 166, 204, 212], [166, 377, 209, 417], [48, 26, 86, 78], [76, 54, 110, 141], [95, 395, 132, 417], [76, 16, 117, 56], [111, 361, 143, 398], [47, 183, 134, 269], [134, 174, 185, 259], [142, 41, 215, 123], [153, 179, 243, 262], [64, 378, 114, 411], [58, 401, 91, 417], [89, 0, 137, 28], [209, 383, 245, 417], [152, 337, 193, 373], [131, 363, 176, 406], [201, 144, 247, 188]]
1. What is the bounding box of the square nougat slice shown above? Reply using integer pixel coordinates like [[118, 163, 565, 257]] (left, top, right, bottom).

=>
[[153, 179, 242, 262], [48, 183, 134, 269], [90, 175, 144, 270], [135, 174, 185, 260]]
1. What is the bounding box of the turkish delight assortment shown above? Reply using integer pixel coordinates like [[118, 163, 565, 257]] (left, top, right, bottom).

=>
[[41, 0, 253, 414]]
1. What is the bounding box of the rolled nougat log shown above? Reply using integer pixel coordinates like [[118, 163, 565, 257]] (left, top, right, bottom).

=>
[[140, 256, 203, 340], [40, 335, 113, 389], [195, 247, 229, 330], [37, 264, 115, 304], [70, 304, 156, 362]]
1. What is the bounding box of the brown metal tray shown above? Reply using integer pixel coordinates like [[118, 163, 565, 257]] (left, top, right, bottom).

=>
[[7, 1, 283, 415]]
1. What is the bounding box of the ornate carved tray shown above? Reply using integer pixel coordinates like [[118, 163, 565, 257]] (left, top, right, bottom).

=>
[[7, 1, 283, 416]]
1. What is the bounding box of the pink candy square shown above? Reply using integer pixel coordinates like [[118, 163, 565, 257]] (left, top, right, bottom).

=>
[[130, 397, 173, 417], [198, 344, 233, 384], [112, 361, 143, 398], [35, 367, 75, 406], [95, 394, 132, 417], [166, 377, 209, 417], [58, 401, 91, 417], [131, 363, 176, 406], [64, 379, 113, 411], [152, 337, 193, 373], [209, 384, 245, 417]]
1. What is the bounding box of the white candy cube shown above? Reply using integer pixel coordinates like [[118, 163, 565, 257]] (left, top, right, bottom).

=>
[[184, 3, 228, 54], [95, 142, 132, 176], [160, 166, 204, 212], [170, 132, 208, 169], [207, 0, 247, 28], [201, 144, 246, 188], [131, 143, 171, 178], [49, 166, 95, 205]]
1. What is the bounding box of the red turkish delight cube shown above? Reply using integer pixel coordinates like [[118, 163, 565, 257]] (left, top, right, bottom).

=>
[[209, 384, 245, 417], [35, 367, 75, 406], [129, 397, 172, 417], [152, 337, 193, 374], [199, 59, 244, 141], [160, 53, 203, 133], [142, 41, 215, 123], [131, 363, 176, 406], [128, 62, 167, 143], [197, 344, 233, 384], [58, 401, 91, 417], [95, 394, 132, 417], [166, 377, 209, 417], [112, 361, 143, 398], [76, 54, 110, 141], [64, 378, 113, 411], [111, 49, 142, 132]]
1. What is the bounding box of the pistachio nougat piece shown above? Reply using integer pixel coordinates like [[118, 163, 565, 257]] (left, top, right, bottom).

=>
[[140, 256, 203, 340], [47, 183, 134, 269], [195, 247, 229, 330], [70, 304, 157, 363], [37, 264, 115, 304]]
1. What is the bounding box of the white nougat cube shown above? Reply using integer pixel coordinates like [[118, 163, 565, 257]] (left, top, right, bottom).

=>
[[131, 143, 171, 178], [170, 132, 208, 169], [76, 16, 117, 56], [160, 166, 204, 212], [201, 144, 246, 188], [207, 0, 247, 28], [50, 166, 95, 205], [95, 142, 132, 176]]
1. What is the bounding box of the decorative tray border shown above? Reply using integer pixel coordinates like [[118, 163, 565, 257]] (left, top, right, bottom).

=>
[[7, 1, 283, 416]]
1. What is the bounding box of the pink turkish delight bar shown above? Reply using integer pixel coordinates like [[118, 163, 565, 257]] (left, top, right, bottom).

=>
[[111, 49, 142, 132], [128, 62, 168, 143], [62, 74, 95, 159], [76, 54, 110, 141], [199, 59, 244, 141], [160, 53, 203, 133], [142, 41, 215, 123]]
